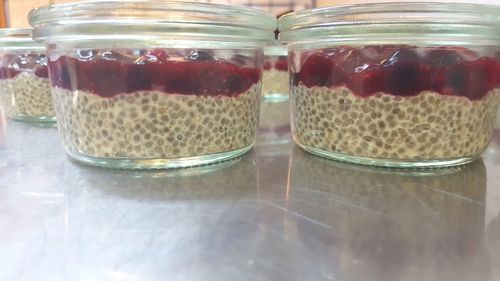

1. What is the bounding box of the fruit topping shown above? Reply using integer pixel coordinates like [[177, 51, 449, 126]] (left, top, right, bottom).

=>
[[293, 46, 500, 100]]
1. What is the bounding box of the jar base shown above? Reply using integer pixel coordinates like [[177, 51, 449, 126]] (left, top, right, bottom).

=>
[[65, 144, 254, 170], [297, 143, 480, 168], [262, 93, 289, 102], [9, 114, 56, 125]]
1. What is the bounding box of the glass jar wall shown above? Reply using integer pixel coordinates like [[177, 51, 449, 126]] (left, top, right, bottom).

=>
[[279, 2, 500, 168], [262, 44, 289, 101], [0, 29, 54, 123], [29, 0, 276, 169]]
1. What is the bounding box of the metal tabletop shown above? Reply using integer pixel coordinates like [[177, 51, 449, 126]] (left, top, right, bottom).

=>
[[1, 100, 499, 281]]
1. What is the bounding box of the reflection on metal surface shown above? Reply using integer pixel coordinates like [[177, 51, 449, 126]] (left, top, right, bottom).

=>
[[487, 211, 500, 279], [1, 98, 500, 281], [59, 151, 263, 280], [256, 100, 292, 199], [71, 152, 246, 179], [288, 148, 488, 281], [68, 151, 258, 201]]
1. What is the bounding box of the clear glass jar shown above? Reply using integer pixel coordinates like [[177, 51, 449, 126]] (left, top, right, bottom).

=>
[[489, 109, 500, 156], [258, 99, 291, 146], [279, 2, 500, 168], [497, 108, 500, 128], [0, 29, 54, 123], [0, 104, 5, 147], [262, 44, 289, 101], [29, 1, 276, 169]]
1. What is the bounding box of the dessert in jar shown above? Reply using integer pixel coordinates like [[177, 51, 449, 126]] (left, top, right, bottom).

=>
[[29, 1, 276, 169], [0, 29, 54, 123], [262, 44, 289, 101], [279, 2, 500, 168]]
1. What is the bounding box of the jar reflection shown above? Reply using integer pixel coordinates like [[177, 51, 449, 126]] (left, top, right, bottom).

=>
[[288, 148, 488, 281], [68, 151, 259, 201], [62, 152, 260, 279], [487, 211, 500, 280], [255, 99, 292, 200]]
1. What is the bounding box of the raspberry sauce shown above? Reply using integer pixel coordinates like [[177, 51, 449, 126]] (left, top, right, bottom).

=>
[[48, 51, 261, 98], [0, 53, 49, 80], [0, 66, 49, 79], [292, 46, 500, 100], [264, 56, 288, 71]]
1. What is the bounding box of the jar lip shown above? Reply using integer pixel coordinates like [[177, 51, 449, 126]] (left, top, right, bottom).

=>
[[29, 0, 276, 32], [0, 28, 32, 37], [264, 43, 287, 56], [278, 2, 500, 46], [0, 28, 44, 50], [279, 2, 500, 31]]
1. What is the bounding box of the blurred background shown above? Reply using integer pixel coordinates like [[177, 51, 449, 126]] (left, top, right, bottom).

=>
[[2, 0, 500, 28]]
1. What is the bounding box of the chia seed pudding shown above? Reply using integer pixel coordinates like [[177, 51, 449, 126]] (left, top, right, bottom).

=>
[[290, 46, 500, 166], [0, 29, 54, 123], [279, 3, 500, 167], [29, 1, 276, 168], [49, 49, 262, 166]]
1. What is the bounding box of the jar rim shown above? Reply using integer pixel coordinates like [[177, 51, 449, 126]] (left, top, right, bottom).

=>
[[279, 2, 500, 46], [29, 0, 277, 45], [0, 28, 44, 51], [0, 28, 32, 37], [264, 43, 287, 56]]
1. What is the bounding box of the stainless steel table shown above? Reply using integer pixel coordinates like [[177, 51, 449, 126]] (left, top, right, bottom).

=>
[[1, 101, 500, 281]]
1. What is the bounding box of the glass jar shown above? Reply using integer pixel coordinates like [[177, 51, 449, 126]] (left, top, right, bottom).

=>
[[0, 104, 4, 147], [29, 1, 276, 169], [258, 99, 291, 146], [488, 110, 500, 156], [0, 29, 54, 123], [279, 2, 500, 168], [497, 108, 500, 128], [262, 44, 289, 101]]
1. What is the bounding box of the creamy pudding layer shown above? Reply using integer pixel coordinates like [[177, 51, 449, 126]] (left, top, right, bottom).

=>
[[0, 72, 53, 117], [54, 83, 261, 159], [292, 84, 500, 160], [262, 70, 289, 97]]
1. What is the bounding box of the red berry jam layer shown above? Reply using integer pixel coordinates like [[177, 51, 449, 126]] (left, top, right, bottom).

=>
[[49, 51, 261, 98], [0, 67, 21, 79], [0, 53, 49, 79], [0, 66, 48, 79], [264, 56, 288, 71], [292, 46, 500, 101]]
